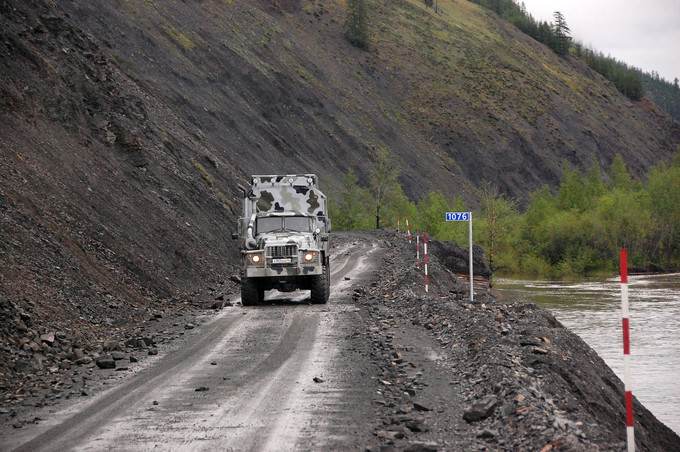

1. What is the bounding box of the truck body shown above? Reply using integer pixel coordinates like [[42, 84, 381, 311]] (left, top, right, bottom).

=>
[[235, 174, 331, 305]]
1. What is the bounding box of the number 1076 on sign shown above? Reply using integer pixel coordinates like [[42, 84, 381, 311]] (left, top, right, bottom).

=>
[[446, 212, 470, 221]]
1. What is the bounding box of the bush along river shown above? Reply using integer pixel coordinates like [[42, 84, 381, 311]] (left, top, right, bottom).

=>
[[495, 273, 680, 435]]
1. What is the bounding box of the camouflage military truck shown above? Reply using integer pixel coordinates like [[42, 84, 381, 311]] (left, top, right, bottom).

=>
[[234, 175, 331, 305]]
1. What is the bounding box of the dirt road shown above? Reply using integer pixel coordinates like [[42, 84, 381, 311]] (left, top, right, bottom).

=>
[[6, 235, 383, 451]]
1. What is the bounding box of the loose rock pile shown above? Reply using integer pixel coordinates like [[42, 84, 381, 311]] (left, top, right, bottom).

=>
[[356, 230, 680, 451], [0, 281, 238, 428]]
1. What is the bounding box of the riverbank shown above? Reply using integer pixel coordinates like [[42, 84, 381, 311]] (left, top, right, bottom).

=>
[[495, 274, 680, 437]]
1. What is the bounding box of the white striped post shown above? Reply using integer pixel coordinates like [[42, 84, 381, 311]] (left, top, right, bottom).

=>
[[406, 215, 411, 244], [620, 249, 635, 452], [397, 216, 400, 233], [416, 232, 420, 269], [424, 233, 428, 293], [468, 212, 474, 302]]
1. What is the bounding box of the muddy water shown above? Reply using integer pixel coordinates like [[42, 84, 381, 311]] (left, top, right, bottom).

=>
[[495, 273, 680, 435]]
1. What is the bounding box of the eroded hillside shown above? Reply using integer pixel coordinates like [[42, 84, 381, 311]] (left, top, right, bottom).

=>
[[59, 0, 680, 197]]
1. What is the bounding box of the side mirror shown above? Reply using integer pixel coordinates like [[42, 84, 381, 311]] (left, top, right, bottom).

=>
[[231, 233, 239, 240]]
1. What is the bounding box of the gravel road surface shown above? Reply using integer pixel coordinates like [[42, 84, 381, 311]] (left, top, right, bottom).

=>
[[5, 235, 384, 451]]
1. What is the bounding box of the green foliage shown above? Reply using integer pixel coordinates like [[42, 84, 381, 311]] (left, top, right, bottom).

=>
[[555, 163, 605, 212], [574, 43, 643, 100], [414, 191, 449, 238], [369, 147, 402, 228], [332, 150, 680, 277], [344, 0, 370, 50], [551, 11, 571, 56], [500, 154, 680, 276], [475, 182, 522, 271], [328, 169, 373, 231], [639, 71, 680, 121], [191, 159, 214, 187], [329, 148, 413, 231], [607, 154, 641, 192], [645, 156, 680, 264]]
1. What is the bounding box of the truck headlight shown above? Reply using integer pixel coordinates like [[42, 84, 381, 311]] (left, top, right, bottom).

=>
[[303, 252, 315, 262], [246, 253, 263, 266]]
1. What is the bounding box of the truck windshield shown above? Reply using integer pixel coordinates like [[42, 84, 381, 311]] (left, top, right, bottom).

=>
[[284, 216, 313, 232], [256, 216, 312, 234]]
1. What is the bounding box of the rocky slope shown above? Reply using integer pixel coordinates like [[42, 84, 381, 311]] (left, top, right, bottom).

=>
[[1, 0, 243, 386], [56, 0, 680, 198]]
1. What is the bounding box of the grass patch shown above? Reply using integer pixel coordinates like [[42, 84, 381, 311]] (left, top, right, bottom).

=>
[[164, 25, 196, 50], [112, 53, 132, 70], [191, 159, 214, 187]]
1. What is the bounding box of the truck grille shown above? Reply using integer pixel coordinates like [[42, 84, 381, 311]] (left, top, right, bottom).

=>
[[266, 245, 298, 258]]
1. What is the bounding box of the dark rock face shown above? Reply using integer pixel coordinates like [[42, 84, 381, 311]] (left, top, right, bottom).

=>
[[427, 239, 492, 278]]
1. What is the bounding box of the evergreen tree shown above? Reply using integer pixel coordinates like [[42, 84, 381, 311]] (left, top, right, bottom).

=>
[[344, 0, 370, 50], [551, 11, 571, 55]]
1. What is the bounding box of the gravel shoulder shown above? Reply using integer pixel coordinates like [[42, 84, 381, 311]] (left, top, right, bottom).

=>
[[353, 230, 680, 452]]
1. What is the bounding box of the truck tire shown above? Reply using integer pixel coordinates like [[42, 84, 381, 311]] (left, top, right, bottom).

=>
[[241, 277, 263, 306], [310, 264, 330, 304]]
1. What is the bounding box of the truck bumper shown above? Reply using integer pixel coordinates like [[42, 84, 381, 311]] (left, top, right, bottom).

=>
[[245, 264, 323, 278]]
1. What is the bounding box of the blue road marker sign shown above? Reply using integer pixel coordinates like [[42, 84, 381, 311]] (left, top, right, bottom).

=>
[[445, 212, 470, 221]]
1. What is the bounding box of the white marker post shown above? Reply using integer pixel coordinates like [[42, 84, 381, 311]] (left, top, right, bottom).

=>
[[416, 232, 420, 269], [620, 249, 635, 452], [424, 233, 428, 293], [446, 212, 474, 301], [406, 215, 411, 244]]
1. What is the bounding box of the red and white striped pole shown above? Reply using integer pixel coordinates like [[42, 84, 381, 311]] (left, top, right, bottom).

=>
[[416, 232, 420, 269], [424, 233, 428, 293], [406, 215, 411, 244], [620, 249, 635, 452]]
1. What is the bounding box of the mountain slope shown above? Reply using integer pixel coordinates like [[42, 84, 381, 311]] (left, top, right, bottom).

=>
[[58, 0, 680, 198]]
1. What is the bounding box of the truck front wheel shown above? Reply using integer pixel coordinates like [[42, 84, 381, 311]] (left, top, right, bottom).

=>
[[310, 265, 330, 304], [241, 277, 263, 306]]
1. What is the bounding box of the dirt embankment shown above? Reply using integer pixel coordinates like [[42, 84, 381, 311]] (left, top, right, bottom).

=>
[[0, 0, 244, 393], [353, 231, 680, 451]]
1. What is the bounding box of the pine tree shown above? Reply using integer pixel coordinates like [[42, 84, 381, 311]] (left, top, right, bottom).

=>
[[344, 0, 370, 50], [552, 11, 571, 55]]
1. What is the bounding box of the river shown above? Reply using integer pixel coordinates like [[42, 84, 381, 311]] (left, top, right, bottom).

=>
[[495, 273, 680, 436]]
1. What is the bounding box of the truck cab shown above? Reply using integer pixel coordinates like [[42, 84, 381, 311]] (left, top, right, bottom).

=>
[[235, 175, 331, 305]]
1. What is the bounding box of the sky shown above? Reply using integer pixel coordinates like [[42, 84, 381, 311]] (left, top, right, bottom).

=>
[[519, 0, 680, 83]]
